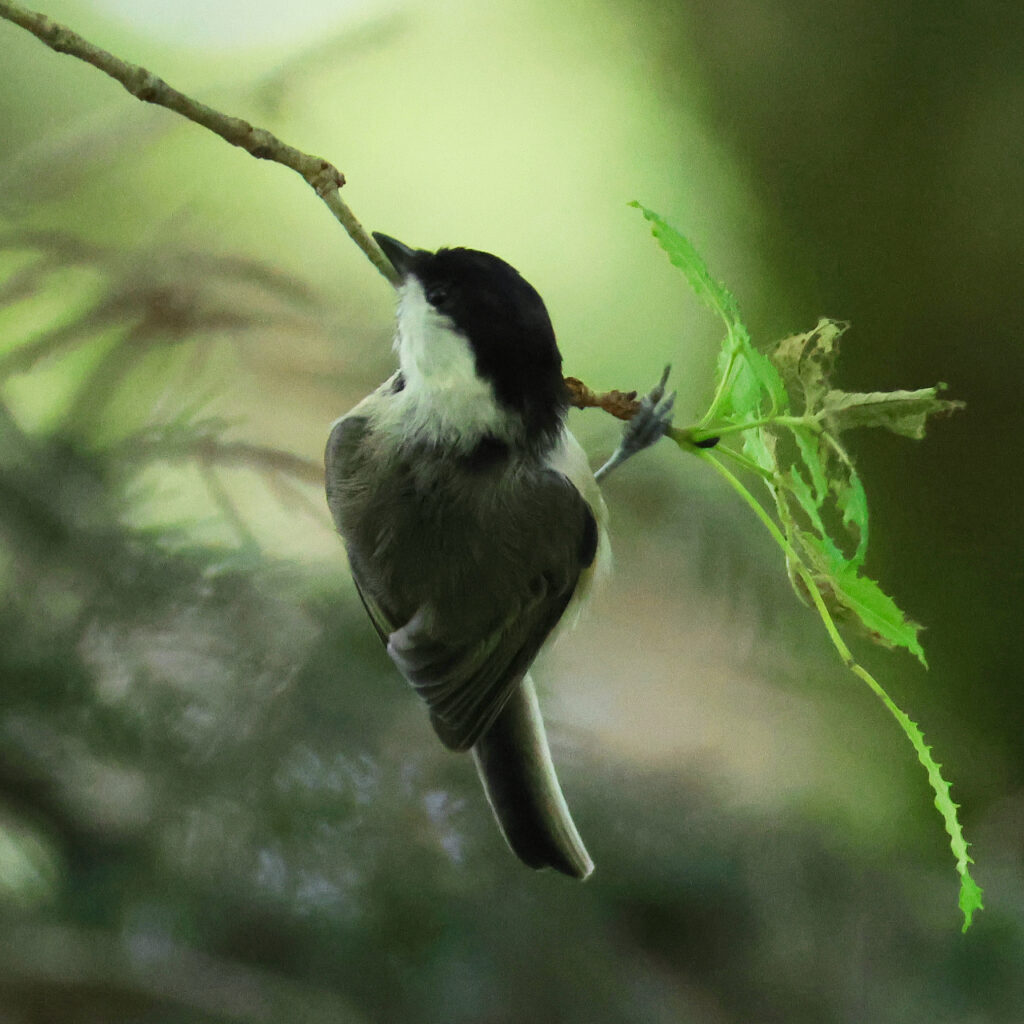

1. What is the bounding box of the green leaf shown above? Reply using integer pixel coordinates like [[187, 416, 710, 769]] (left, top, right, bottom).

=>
[[873, 694, 983, 932], [637, 206, 937, 665], [630, 202, 789, 424], [793, 427, 828, 502], [630, 201, 743, 334], [741, 419, 776, 475], [735, 343, 788, 420], [960, 873, 986, 933], [720, 342, 779, 420], [831, 564, 927, 667], [832, 456, 869, 567], [822, 386, 965, 439], [638, 204, 976, 925], [771, 318, 847, 412], [788, 472, 839, 563]]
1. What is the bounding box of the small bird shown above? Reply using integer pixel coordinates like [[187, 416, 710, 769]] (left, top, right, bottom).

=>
[[325, 234, 672, 878]]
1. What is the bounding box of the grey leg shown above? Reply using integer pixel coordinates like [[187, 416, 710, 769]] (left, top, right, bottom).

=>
[[595, 365, 676, 482]]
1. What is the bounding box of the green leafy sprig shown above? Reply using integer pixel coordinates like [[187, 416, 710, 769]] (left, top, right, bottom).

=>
[[631, 202, 982, 931]]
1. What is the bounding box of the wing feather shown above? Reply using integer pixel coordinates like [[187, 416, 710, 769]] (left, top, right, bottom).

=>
[[385, 573, 577, 751], [328, 409, 598, 753]]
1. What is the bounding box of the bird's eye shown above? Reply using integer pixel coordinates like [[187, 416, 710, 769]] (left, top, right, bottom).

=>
[[425, 284, 451, 308]]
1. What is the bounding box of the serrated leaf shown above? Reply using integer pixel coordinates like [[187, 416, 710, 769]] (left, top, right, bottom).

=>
[[788, 471, 835, 557], [793, 528, 847, 589], [639, 204, 978, 928], [711, 315, 787, 424], [822, 386, 965, 439], [832, 458, 869, 567], [742, 421, 776, 474], [737, 343, 788, 419], [874, 692, 983, 932], [788, 523, 925, 663], [633, 202, 788, 425], [792, 427, 828, 502], [721, 341, 779, 421], [771, 318, 847, 412], [832, 564, 928, 667], [959, 873, 985, 933], [630, 201, 743, 333]]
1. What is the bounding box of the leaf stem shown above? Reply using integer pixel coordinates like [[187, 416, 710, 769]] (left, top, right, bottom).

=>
[[696, 347, 738, 429], [693, 448, 791, 552], [683, 413, 820, 446], [695, 447, 983, 931], [672, 434, 775, 481]]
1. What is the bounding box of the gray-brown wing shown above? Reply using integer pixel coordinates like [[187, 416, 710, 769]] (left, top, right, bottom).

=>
[[326, 413, 392, 646], [385, 470, 596, 752], [324, 413, 370, 532], [326, 412, 596, 752], [386, 567, 580, 751]]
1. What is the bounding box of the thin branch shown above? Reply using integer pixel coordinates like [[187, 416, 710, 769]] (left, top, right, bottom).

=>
[[0, 0, 399, 285], [199, 459, 260, 549], [564, 376, 642, 420], [192, 438, 323, 485], [117, 433, 324, 486]]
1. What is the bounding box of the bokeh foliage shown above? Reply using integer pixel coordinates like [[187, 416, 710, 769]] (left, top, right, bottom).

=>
[[1, 0, 1022, 1020]]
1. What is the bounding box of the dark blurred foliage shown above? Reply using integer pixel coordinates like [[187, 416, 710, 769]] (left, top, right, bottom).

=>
[[3, 400, 1022, 1021], [646, 0, 1024, 792], [2, 0, 1024, 1021]]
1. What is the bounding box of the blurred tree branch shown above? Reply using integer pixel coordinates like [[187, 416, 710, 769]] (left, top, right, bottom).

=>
[[1, 922, 370, 1022], [0, 0, 399, 285]]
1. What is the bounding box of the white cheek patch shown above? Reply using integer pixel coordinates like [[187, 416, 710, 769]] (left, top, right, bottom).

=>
[[379, 278, 516, 448], [395, 279, 478, 390]]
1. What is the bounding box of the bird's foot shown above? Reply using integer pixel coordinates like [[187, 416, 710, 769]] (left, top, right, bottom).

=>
[[595, 365, 675, 481]]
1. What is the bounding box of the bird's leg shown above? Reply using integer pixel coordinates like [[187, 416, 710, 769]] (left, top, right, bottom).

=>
[[595, 365, 676, 482]]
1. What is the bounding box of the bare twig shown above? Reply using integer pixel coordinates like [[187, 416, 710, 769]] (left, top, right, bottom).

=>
[[0, 0, 399, 285], [564, 377, 642, 420]]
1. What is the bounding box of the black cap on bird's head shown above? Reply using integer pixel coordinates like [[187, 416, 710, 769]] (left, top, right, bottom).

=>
[[373, 232, 568, 446]]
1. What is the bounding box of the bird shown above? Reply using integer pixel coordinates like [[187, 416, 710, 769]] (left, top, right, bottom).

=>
[[325, 233, 672, 878]]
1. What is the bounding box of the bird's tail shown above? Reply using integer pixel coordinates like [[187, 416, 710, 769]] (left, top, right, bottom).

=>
[[471, 675, 593, 879]]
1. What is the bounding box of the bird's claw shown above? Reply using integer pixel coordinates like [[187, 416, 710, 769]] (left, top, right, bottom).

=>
[[595, 365, 675, 481], [623, 364, 675, 454]]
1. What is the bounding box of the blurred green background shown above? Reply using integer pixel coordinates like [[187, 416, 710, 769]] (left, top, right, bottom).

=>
[[1, 0, 1021, 1020]]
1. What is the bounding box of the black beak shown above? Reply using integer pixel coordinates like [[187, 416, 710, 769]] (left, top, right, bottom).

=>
[[372, 233, 417, 278]]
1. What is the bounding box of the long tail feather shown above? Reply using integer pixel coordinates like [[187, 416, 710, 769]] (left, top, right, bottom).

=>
[[471, 676, 593, 879]]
